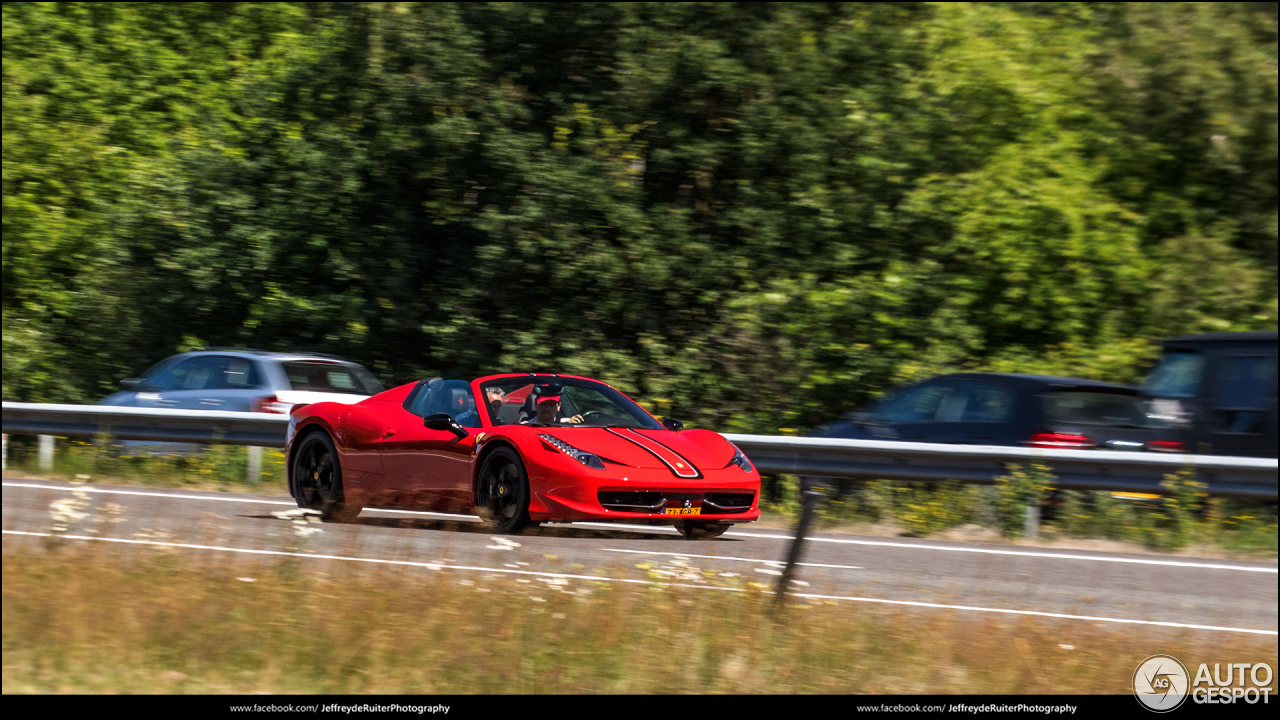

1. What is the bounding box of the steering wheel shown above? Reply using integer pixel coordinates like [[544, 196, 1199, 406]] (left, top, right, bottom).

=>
[[580, 411, 604, 419]]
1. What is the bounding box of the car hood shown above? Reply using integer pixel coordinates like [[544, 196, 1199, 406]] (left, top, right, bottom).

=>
[[535, 426, 735, 473]]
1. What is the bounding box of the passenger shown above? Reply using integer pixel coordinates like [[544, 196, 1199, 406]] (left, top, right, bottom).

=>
[[484, 386, 506, 424]]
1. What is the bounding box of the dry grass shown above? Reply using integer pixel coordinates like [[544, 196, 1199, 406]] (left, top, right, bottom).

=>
[[3, 543, 1275, 694]]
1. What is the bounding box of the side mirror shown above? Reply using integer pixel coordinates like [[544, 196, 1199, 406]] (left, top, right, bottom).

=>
[[661, 417, 684, 432], [120, 378, 144, 392], [424, 413, 469, 440]]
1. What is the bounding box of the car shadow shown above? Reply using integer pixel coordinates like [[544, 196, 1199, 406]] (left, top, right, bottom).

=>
[[242, 513, 744, 541]]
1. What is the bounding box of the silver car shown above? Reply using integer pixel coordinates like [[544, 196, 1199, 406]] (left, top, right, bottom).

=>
[[100, 348, 386, 413]]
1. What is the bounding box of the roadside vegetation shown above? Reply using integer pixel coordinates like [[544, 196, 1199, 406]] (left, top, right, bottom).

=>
[[5, 439, 1275, 557], [3, 543, 1276, 694], [5, 4, 1276, 435]]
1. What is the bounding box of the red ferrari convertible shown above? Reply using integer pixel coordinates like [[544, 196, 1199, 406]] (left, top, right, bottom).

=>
[[285, 374, 761, 538]]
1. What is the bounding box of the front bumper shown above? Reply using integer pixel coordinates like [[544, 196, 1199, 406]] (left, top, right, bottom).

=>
[[525, 463, 761, 523]]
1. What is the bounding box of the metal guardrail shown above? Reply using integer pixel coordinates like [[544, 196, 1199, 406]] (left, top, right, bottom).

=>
[[1, 402, 288, 448], [723, 434, 1279, 500], [2, 403, 1275, 497]]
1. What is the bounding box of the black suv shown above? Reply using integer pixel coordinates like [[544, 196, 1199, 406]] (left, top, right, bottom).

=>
[[811, 373, 1183, 452], [1142, 332, 1277, 457]]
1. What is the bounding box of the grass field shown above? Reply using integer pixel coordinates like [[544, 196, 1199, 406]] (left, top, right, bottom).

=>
[[2, 542, 1276, 694]]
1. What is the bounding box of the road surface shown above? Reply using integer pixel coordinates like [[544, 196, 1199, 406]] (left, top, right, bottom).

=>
[[3, 478, 1275, 636]]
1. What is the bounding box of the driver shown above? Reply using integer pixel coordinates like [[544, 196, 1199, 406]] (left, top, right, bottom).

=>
[[522, 389, 584, 425]]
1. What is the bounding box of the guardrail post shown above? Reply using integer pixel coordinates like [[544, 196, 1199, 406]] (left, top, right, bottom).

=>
[[1024, 504, 1040, 539], [38, 435, 54, 472], [246, 445, 262, 485], [2, 433, 7, 471], [775, 476, 825, 604]]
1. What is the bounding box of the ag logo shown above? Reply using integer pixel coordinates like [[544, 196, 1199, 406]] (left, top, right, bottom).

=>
[[1134, 655, 1190, 712]]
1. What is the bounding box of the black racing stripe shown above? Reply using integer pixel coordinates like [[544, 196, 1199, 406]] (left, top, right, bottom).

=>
[[630, 429, 702, 477], [606, 427, 701, 479], [604, 428, 674, 474], [618, 428, 701, 478]]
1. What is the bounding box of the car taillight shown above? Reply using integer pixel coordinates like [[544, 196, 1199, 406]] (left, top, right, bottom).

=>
[[253, 395, 290, 414], [1147, 440, 1185, 453], [1026, 433, 1095, 449]]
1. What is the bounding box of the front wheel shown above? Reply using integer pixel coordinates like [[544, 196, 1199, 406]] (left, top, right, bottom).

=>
[[673, 521, 731, 540], [476, 446, 533, 533], [292, 431, 362, 522]]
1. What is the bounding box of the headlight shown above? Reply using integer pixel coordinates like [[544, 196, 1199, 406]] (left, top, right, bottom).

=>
[[726, 444, 752, 472], [539, 434, 606, 470]]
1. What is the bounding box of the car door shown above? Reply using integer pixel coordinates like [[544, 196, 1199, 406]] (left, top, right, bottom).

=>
[[204, 356, 267, 411], [157, 355, 242, 410], [137, 356, 224, 408], [379, 380, 479, 510]]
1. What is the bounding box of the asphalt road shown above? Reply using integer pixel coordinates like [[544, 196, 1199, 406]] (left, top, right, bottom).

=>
[[3, 478, 1276, 636]]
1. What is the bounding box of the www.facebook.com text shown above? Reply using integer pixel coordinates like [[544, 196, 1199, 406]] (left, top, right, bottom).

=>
[[856, 704, 1077, 714], [229, 705, 449, 715]]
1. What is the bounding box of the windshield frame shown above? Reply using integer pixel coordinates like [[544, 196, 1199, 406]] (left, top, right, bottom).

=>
[[476, 375, 664, 430]]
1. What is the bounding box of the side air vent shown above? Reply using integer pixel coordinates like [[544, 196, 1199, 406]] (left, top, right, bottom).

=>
[[701, 493, 755, 515]]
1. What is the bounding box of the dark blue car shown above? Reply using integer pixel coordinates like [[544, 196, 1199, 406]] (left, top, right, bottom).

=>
[[811, 373, 1184, 452]]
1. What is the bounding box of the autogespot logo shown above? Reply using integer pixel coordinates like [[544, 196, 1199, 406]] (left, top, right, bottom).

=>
[[1134, 655, 1191, 712]]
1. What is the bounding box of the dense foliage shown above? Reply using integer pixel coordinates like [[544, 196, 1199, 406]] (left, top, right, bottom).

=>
[[5, 2, 1276, 432]]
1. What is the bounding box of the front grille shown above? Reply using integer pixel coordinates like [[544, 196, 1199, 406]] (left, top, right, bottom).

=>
[[598, 491, 755, 514], [597, 491, 665, 513], [702, 493, 755, 514]]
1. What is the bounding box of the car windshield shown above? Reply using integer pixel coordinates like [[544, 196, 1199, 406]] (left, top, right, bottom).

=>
[[480, 377, 662, 429], [282, 361, 379, 395], [1041, 390, 1168, 429]]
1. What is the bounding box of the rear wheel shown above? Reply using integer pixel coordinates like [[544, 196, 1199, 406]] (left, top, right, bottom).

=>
[[673, 521, 731, 540], [476, 446, 533, 534], [292, 431, 362, 522]]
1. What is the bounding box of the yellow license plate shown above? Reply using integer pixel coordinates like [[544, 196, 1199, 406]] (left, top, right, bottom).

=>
[[664, 507, 701, 515], [1112, 492, 1162, 500]]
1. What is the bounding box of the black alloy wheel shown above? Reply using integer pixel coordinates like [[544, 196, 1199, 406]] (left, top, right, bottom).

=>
[[673, 521, 731, 540], [477, 446, 534, 533], [292, 431, 361, 522]]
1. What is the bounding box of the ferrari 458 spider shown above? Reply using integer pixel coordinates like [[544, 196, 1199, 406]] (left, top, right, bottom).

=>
[[285, 374, 761, 538]]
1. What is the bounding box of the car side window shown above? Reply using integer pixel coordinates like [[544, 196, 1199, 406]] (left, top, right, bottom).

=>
[[875, 382, 954, 423], [179, 356, 229, 390], [147, 355, 260, 391], [406, 379, 480, 428], [147, 357, 210, 391], [954, 381, 1016, 423], [1144, 350, 1205, 398], [222, 358, 261, 388], [1212, 356, 1277, 434]]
